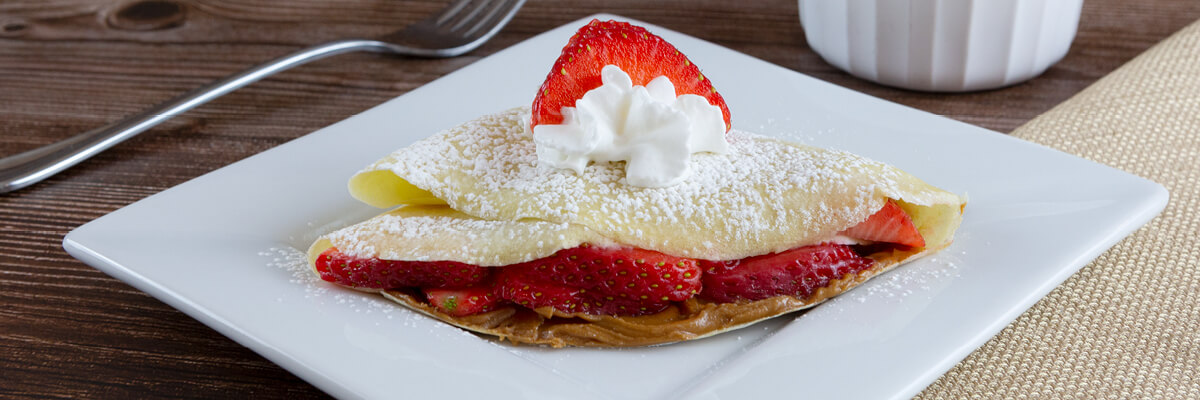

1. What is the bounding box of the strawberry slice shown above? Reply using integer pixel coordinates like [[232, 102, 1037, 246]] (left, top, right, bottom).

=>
[[698, 243, 875, 303], [500, 271, 637, 315], [501, 270, 673, 316], [498, 244, 702, 316], [315, 247, 491, 289], [840, 199, 926, 248], [518, 244, 701, 300], [530, 19, 731, 131], [424, 285, 503, 317]]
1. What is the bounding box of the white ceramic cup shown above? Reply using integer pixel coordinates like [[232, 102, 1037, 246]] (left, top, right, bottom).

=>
[[798, 0, 1084, 92]]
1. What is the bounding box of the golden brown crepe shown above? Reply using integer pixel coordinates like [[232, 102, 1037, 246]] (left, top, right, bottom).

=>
[[310, 107, 966, 347]]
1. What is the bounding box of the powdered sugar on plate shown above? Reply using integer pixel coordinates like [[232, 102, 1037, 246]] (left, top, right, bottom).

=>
[[260, 245, 406, 319]]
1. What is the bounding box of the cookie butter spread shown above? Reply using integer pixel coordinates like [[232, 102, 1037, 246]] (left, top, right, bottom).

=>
[[313, 218, 939, 348], [370, 246, 917, 348]]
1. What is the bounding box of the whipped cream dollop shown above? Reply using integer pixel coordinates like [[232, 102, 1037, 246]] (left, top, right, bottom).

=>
[[532, 65, 729, 187]]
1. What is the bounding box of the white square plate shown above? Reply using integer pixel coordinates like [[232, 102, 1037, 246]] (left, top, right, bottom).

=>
[[64, 14, 1167, 400]]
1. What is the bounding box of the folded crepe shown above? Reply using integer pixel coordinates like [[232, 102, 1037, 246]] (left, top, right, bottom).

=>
[[308, 107, 965, 347]]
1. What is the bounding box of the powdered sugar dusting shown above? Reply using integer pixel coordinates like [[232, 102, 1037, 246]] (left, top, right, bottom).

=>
[[362, 107, 959, 261], [322, 206, 611, 266], [261, 245, 411, 319], [261, 246, 321, 287], [823, 249, 967, 314], [857, 254, 963, 303]]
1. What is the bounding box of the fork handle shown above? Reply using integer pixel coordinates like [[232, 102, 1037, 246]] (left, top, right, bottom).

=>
[[0, 39, 393, 194]]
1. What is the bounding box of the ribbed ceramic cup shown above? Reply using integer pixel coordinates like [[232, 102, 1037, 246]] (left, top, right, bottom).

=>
[[798, 0, 1084, 92]]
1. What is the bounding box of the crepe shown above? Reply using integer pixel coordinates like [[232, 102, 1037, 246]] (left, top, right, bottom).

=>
[[310, 107, 966, 347]]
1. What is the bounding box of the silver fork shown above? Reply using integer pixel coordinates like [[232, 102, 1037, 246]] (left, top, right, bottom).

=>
[[0, 0, 525, 194]]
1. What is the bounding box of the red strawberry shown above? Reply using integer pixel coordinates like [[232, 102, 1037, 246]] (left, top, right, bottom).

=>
[[530, 19, 731, 131], [501, 271, 673, 316], [698, 243, 875, 303], [499, 271, 609, 314], [315, 247, 491, 289], [498, 244, 702, 316], [840, 199, 926, 248], [518, 245, 700, 300], [424, 285, 503, 317]]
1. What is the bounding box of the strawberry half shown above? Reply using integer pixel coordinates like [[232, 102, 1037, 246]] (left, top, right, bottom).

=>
[[840, 199, 926, 248], [498, 244, 702, 316], [698, 243, 875, 303], [315, 247, 492, 289], [424, 284, 503, 317], [530, 19, 731, 131]]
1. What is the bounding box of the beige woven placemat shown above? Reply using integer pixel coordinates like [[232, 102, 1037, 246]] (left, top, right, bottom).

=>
[[917, 19, 1200, 399]]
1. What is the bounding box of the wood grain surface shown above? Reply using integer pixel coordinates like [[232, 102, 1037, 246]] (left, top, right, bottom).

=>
[[2, 0, 1198, 398]]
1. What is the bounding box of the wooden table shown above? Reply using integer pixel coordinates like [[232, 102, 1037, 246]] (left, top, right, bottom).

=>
[[3, 0, 1197, 398]]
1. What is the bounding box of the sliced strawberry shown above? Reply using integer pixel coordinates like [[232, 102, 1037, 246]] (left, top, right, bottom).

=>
[[500, 271, 579, 312], [424, 284, 503, 317], [501, 270, 672, 316], [698, 243, 875, 303], [530, 19, 731, 131], [315, 247, 491, 289], [517, 244, 701, 301], [840, 199, 926, 248], [498, 244, 701, 316]]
